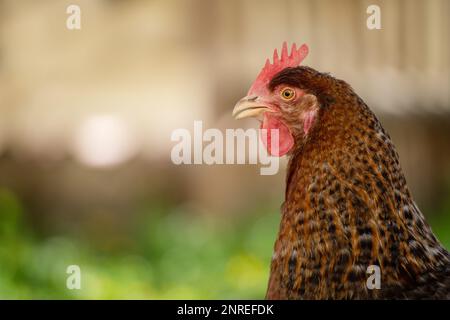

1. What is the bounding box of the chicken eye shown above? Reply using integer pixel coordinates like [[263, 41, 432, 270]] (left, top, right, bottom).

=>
[[281, 88, 295, 100]]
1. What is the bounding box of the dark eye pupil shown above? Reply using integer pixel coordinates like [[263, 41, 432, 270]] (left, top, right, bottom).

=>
[[284, 91, 291, 97]]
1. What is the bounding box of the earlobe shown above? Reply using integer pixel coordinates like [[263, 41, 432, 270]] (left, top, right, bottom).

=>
[[303, 110, 317, 135], [300, 94, 319, 136]]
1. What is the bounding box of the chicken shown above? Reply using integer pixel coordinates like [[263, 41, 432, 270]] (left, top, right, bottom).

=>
[[232, 42, 450, 299]]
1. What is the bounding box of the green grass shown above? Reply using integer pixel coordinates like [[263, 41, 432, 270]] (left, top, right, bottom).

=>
[[0, 188, 279, 299], [1, 186, 449, 299]]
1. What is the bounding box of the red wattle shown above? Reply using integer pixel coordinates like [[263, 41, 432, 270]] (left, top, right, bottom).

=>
[[260, 114, 294, 157]]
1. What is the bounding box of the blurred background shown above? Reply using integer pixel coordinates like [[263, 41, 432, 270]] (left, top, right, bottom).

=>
[[0, 0, 449, 299]]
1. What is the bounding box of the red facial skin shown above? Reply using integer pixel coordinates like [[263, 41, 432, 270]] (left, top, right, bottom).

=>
[[232, 42, 312, 157], [253, 85, 318, 157]]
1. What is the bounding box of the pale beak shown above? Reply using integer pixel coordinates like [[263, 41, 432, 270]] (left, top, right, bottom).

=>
[[232, 96, 273, 120]]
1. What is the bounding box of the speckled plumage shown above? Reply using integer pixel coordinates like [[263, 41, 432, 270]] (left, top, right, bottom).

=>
[[264, 66, 450, 299]]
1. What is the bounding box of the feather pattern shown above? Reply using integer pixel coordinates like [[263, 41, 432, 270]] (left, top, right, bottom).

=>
[[265, 66, 450, 299]]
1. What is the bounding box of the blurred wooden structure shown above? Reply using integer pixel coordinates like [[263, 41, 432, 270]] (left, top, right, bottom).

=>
[[0, 0, 449, 230]]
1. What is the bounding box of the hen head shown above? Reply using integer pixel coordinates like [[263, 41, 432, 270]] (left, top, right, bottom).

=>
[[233, 42, 339, 156]]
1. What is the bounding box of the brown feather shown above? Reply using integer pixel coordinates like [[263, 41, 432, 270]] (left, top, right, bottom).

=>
[[265, 66, 450, 299]]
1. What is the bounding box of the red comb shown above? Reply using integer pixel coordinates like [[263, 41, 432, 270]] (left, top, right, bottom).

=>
[[248, 42, 309, 96]]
